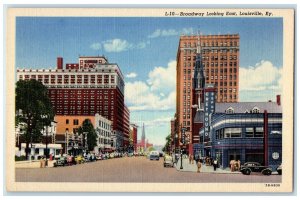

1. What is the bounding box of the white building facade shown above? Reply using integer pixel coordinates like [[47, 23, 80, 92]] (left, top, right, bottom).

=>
[[94, 113, 113, 154]]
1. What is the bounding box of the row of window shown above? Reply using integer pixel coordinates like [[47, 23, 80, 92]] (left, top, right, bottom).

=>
[[51, 90, 114, 94], [225, 107, 260, 114], [21, 74, 116, 79], [182, 41, 239, 48], [206, 68, 238, 73], [183, 48, 238, 54], [208, 75, 237, 80], [65, 119, 79, 125], [183, 61, 238, 68], [183, 55, 238, 61], [215, 127, 264, 139], [98, 120, 111, 130], [215, 127, 282, 140]]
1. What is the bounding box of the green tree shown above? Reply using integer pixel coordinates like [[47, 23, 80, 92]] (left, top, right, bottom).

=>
[[78, 119, 98, 152], [163, 134, 171, 153], [16, 79, 54, 160]]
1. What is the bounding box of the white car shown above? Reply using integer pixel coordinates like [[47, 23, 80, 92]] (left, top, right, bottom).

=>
[[149, 151, 160, 161]]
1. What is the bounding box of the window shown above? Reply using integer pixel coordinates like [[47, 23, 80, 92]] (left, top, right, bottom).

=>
[[66, 119, 69, 124], [252, 107, 260, 113], [254, 127, 264, 137], [225, 107, 234, 114], [246, 127, 254, 137], [35, 148, 39, 154], [224, 128, 242, 138], [73, 119, 79, 125]]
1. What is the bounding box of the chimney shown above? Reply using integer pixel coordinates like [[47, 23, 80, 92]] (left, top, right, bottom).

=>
[[57, 57, 63, 69], [276, 95, 281, 106]]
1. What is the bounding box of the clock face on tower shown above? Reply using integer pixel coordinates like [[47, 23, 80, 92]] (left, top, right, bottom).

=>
[[272, 152, 280, 160]]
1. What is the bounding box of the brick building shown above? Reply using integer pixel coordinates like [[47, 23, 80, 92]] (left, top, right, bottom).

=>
[[16, 56, 130, 149], [175, 34, 240, 152]]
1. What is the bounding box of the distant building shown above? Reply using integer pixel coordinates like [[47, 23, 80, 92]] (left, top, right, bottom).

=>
[[136, 124, 153, 152], [130, 124, 138, 152]]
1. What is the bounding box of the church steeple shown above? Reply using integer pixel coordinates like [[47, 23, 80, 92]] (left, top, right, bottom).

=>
[[193, 31, 205, 111], [141, 123, 146, 149]]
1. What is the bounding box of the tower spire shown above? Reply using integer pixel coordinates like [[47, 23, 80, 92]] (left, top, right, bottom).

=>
[[141, 123, 146, 149]]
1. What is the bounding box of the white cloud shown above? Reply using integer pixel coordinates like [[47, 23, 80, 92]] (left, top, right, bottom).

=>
[[239, 60, 282, 91], [125, 60, 176, 111], [101, 39, 147, 52], [125, 72, 137, 78], [147, 60, 176, 94], [90, 43, 101, 50], [102, 39, 132, 52], [148, 28, 194, 38], [148, 29, 177, 38]]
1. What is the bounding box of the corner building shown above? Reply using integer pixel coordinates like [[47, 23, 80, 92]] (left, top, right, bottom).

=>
[[17, 56, 129, 147], [176, 34, 240, 148]]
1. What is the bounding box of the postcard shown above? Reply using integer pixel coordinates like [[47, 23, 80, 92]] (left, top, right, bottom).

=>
[[5, 7, 294, 192]]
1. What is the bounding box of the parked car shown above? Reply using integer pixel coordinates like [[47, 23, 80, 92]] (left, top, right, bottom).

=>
[[53, 156, 67, 167], [163, 155, 173, 167], [240, 162, 272, 175], [66, 155, 76, 166], [75, 155, 84, 164], [277, 165, 282, 175], [96, 153, 103, 161], [149, 151, 160, 161]]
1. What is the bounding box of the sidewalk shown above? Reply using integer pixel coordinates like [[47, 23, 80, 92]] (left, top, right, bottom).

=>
[[175, 158, 239, 174], [15, 160, 55, 168]]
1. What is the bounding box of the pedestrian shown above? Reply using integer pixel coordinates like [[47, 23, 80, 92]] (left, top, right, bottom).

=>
[[197, 159, 202, 173], [191, 154, 194, 164], [230, 160, 235, 172], [213, 159, 218, 171], [189, 154, 192, 164], [40, 156, 44, 168]]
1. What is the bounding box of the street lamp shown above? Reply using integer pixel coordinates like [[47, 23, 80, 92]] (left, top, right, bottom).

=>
[[180, 125, 186, 170], [180, 149, 183, 169]]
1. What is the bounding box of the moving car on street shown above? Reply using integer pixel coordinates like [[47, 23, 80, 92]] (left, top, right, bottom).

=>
[[240, 162, 272, 176], [163, 154, 173, 167], [149, 151, 160, 161]]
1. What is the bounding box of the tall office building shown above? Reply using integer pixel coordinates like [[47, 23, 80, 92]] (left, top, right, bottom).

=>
[[175, 34, 240, 148], [16, 56, 129, 147]]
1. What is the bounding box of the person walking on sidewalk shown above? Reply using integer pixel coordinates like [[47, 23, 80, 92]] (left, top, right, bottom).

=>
[[213, 159, 218, 171], [189, 154, 192, 164], [191, 154, 194, 164], [197, 159, 202, 173]]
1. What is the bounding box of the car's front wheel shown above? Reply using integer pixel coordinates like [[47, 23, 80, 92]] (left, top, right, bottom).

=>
[[244, 169, 251, 175], [278, 170, 282, 175]]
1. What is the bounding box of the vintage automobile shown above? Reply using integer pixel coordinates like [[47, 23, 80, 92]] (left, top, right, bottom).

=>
[[240, 162, 273, 175], [163, 155, 173, 167], [277, 165, 282, 175], [149, 151, 160, 161], [75, 155, 85, 164], [53, 156, 67, 167]]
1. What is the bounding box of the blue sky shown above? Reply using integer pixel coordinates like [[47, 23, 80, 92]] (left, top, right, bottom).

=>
[[16, 17, 283, 145]]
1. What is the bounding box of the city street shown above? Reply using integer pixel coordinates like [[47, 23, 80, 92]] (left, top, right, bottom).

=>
[[15, 157, 281, 183]]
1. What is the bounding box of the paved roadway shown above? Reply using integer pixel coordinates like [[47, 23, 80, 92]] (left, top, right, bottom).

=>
[[15, 156, 281, 183]]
